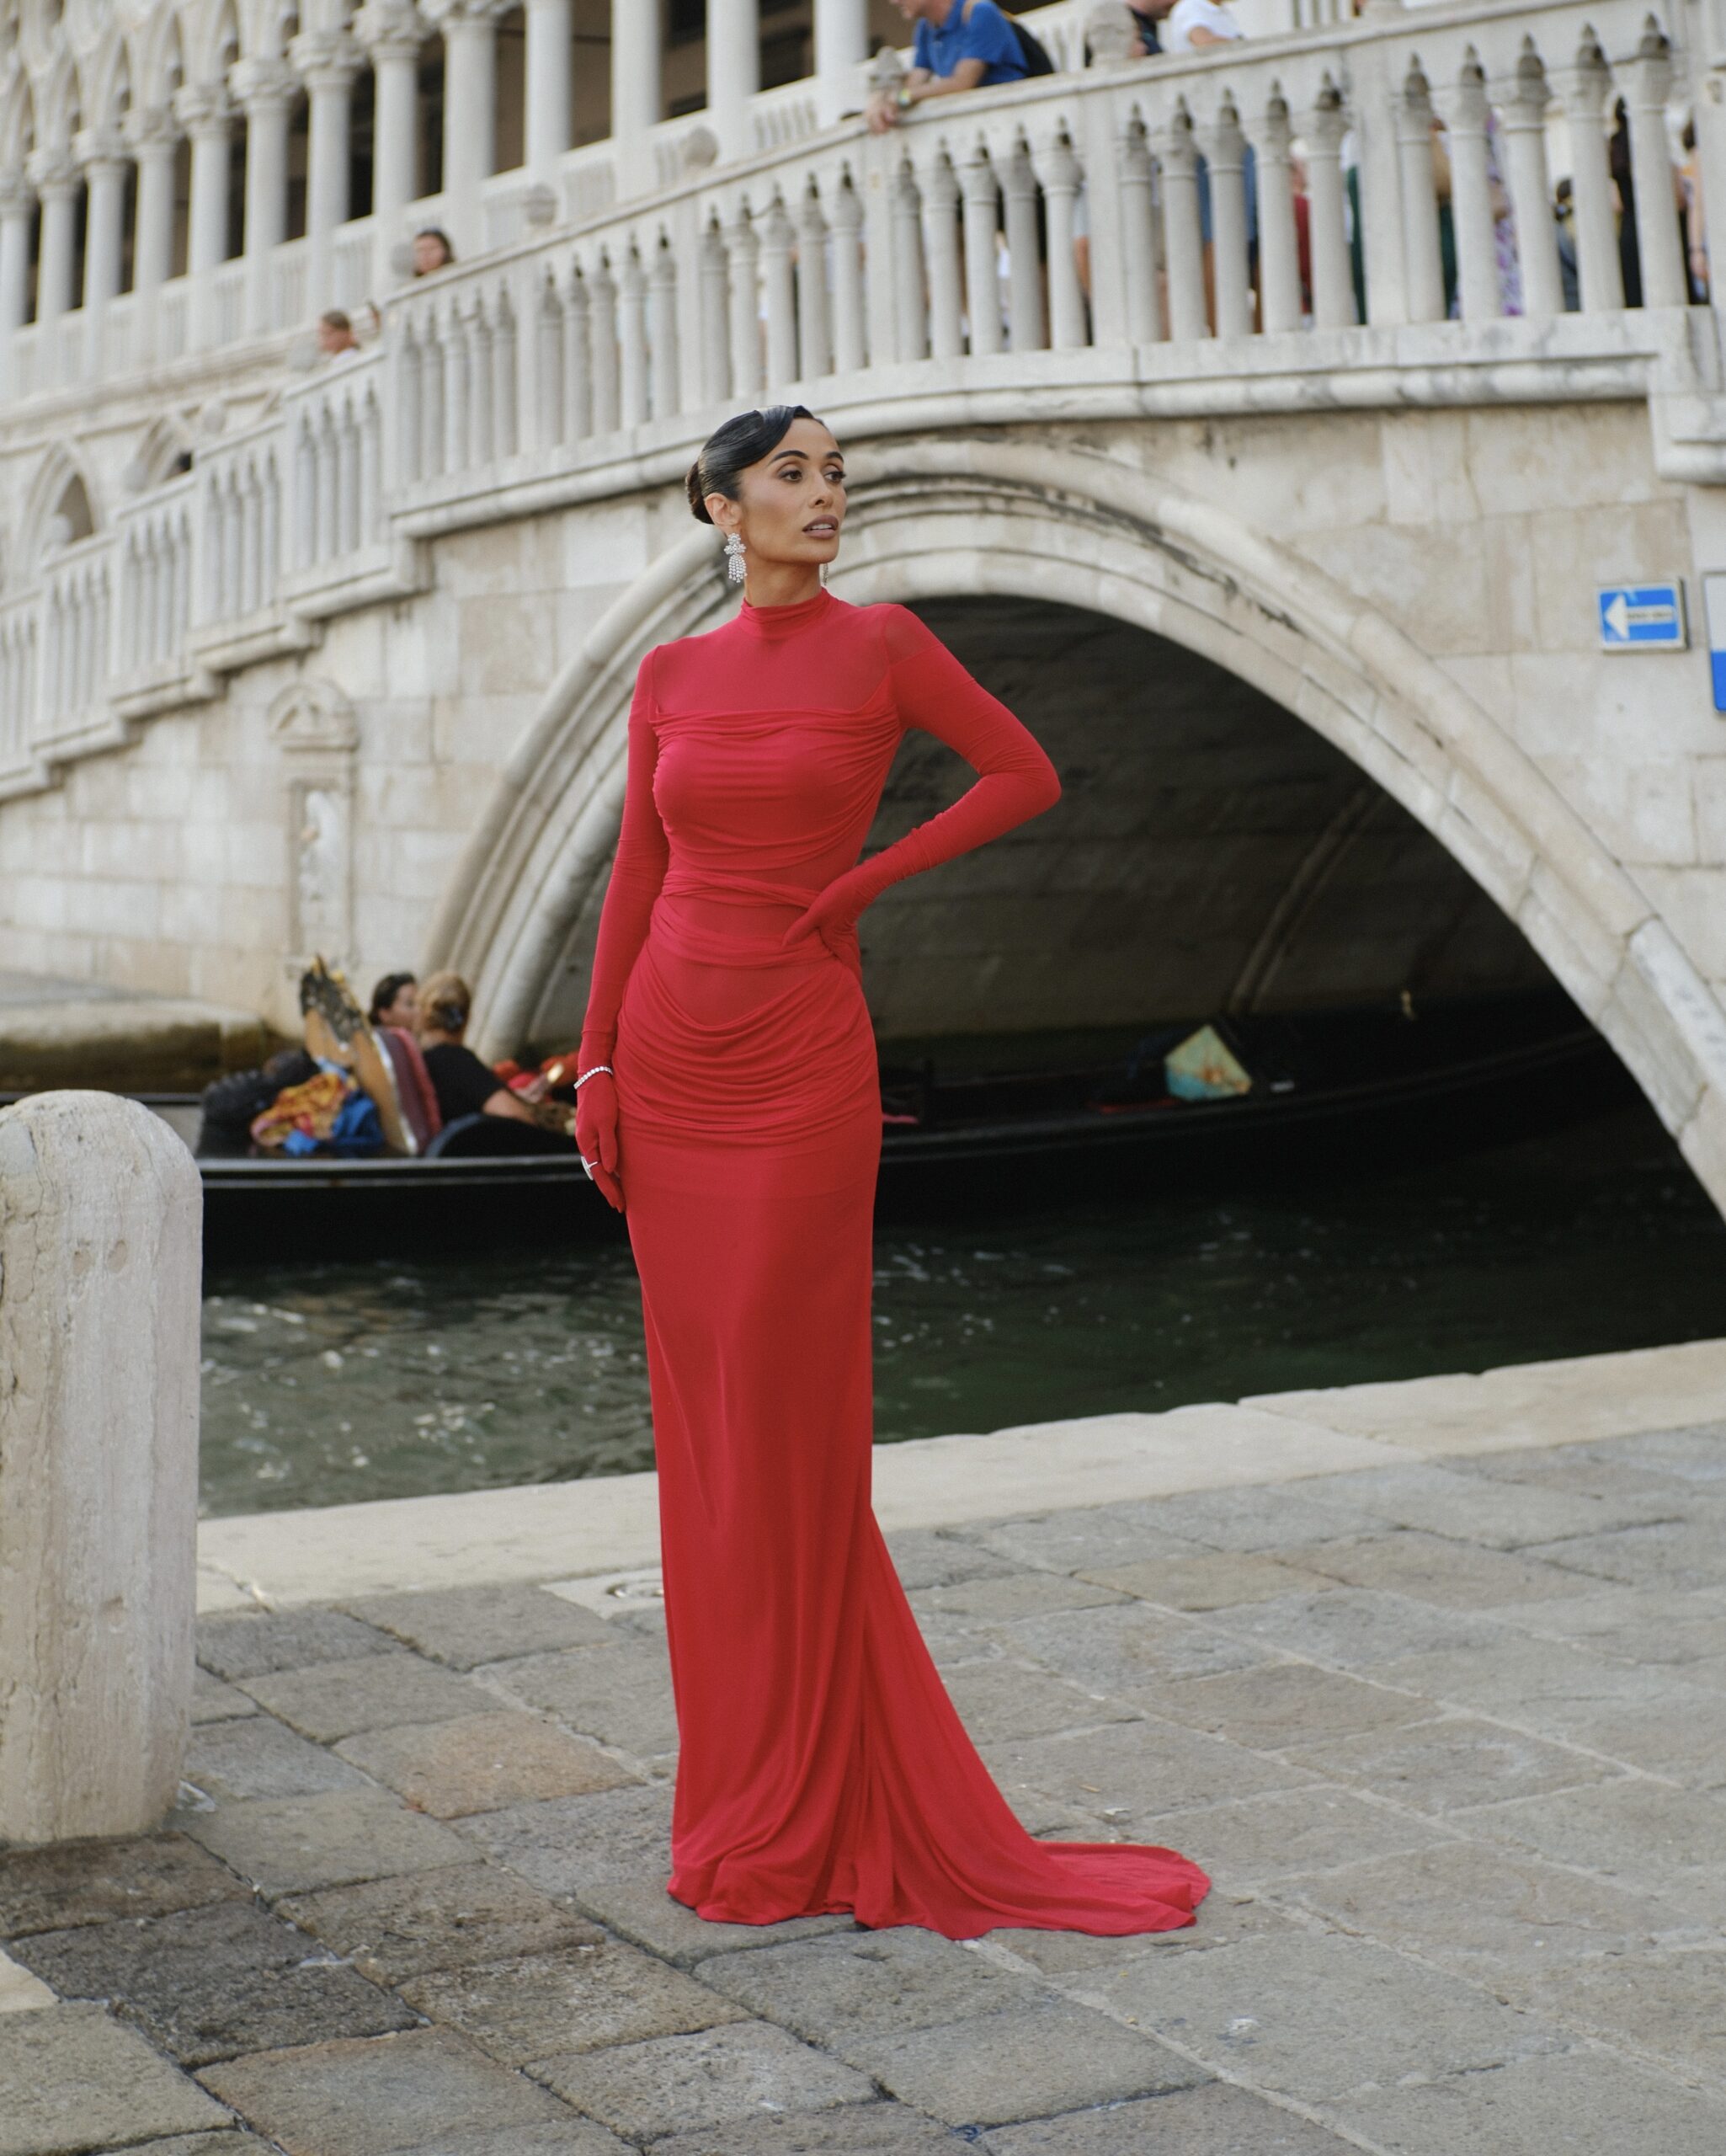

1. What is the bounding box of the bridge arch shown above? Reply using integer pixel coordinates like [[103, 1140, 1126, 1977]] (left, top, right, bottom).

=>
[[434, 435, 1726, 1203]]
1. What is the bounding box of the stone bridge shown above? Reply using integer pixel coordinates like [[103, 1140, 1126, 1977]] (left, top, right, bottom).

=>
[[3, 0, 1726, 1210]]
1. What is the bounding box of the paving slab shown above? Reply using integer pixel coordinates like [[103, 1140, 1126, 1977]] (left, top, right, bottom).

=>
[[88, 2138, 269, 2156], [1366, 1630, 1679, 1729], [192, 1670, 261, 1725], [1148, 1662, 1429, 1748], [481, 1643, 682, 1763], [529, 2020, 876, 2139], [1489, 1946, 1726, 2079], [1078, 1551, 1341, 1611], [1087, 1929, 1568, 2103], [239, 1657, 495, 1743], [1285, 1531, 1589, 1609], [1607, 1422, 1726, 1481], [335, 1710, 636, 1817], [960, 1507, 1209, 1576], [1462, 1780, 1726, 1913], [982, 1718, 1317, 1827], [1520, 1690, 1726, 1786], [398, 1939, 747, 2063], [981, 2082, 1353, 2154], [1327, 2046, 1726, 2155], [178, 1790, 476, 1898], [371, 2128, 628, 2156], [452, 1785, 676, 1899], [1148, 1785, 1457, 1886], [850, 1999, 1205, 2128], [0, 1950, 53, 2015], [650, 2103, 963, 2155], [1501, 1585, 1726, 1664], [1201, 1587, 1517, 1669], [199, 2028, 578, 2153], [197, 1609, 402, 1682], [564, 1877, 854, 1969], [1281, 1712, 1620, 1814], [0, 1835, 248, 1940], [343, 1584, 614, 1669], [1527, 1516, 1726, 1592], [1459, 1439, 1700, 1503], [938, 1662, 1139, 1745], [985, 1889, 1292, 1977], [905, 1572, 1128, 1621], [1276, 1839, 1713, 1977], [983, 1604, 1277, 1696], [881, 1529, 1022, 1591], [0, 2003, 231, 2154], [1120, 1481, 1393, 1556], [186, 1716, 371, 1803], [695, 1929, 1050, 2043], [1320, 1460, 1678, 1549], [13, 1898, 416, 2068], [276, 1865, 605, 1987]]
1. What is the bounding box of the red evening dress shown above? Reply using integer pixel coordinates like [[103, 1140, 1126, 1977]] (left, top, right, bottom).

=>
[[578, 587, 1209, 1939]]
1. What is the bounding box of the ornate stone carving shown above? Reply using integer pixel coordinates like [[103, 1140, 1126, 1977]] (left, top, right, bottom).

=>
[[1084, 2, 1141, 67], [272, 679, 359, 964]]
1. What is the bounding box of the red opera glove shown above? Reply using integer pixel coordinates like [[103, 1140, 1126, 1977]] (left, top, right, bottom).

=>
[[574, 1068, 624, 1213], [780, 867, 873, 979]]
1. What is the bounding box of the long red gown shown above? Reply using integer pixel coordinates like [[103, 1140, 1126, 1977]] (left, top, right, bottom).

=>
[[578, 587, 1209, 1938]]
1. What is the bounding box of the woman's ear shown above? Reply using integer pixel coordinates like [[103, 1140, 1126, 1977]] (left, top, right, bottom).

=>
[[706, 493, 737, 533]]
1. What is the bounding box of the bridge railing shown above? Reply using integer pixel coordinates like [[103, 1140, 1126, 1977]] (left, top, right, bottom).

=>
[[0, 0, 1707, 804]]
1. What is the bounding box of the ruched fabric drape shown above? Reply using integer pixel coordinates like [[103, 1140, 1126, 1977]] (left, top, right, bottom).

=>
[[578, 590, 1209, 1938]]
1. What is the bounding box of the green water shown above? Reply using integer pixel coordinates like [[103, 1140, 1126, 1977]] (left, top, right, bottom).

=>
[[200, 1105, 1726, 1518]]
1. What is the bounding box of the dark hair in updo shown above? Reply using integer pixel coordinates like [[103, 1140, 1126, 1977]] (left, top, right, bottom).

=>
[[685, 405, 825, 523]]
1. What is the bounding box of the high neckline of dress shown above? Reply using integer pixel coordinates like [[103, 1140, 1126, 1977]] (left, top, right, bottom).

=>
[[736, 587, 834, 640]]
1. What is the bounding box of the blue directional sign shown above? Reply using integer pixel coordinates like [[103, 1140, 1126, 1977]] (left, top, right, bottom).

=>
[[1598, 582, 1687, 651], [1703, 574, 1726, 712]]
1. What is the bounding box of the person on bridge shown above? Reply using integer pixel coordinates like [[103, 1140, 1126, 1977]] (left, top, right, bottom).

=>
[[866, 0, 1029, 135], [573, 405, 1210, 1940]]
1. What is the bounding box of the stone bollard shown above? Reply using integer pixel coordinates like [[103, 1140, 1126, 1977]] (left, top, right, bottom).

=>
[[0, 1092, 202, 1844]]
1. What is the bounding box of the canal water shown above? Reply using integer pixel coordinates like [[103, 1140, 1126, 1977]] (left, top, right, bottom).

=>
[[200, 1102, 1726, 1518]]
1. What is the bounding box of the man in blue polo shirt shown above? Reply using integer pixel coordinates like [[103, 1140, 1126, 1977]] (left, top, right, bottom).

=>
[[866, 0, 1028, 134]]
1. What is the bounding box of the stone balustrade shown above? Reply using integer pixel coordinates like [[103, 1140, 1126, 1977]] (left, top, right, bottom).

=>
[[0, 0, 1717, 810]]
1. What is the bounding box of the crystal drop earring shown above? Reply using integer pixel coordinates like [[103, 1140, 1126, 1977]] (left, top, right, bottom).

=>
[[724, 531, 746, 585]]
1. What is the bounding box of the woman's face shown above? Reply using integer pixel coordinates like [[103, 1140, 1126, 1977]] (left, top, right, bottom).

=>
[[708, 419, 845, 572], [379, 982, 418, 1029]]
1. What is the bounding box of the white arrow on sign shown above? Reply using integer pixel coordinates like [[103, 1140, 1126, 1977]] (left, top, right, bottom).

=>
[[1605, 593, 1631, 640]]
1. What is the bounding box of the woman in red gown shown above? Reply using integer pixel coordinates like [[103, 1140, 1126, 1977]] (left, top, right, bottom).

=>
[[574, 407, 1208, 1939]]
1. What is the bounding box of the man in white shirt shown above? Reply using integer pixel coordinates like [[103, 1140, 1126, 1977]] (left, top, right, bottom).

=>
[[1162, 0, 1244, 52]]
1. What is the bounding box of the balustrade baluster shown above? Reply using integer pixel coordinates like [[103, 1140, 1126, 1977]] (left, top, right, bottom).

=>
[[725, 210, 764, 401], [921, 155, 965, 362], [1003, 139, 1046, 352], [316, 414, 340, 564], [1443, 59, 1501, 323], [650, 240, 682, 420], [444, 309, 471, 475], [960, 147, 1003, 359], [260, 472, 279, 606], [141, 537, 160, 664], [590, 253, 622, 434], [338, 402, 362, 555], [360, 396, 383, 544], [422, 321, 448, 481], [1158, 115, 1207, 344], [565, 267, 594, 441], [1557, 43, 1624, 314], [1205, 104, 1253, 342], [699, 218, 733, 403], [827, 176, 867, 374], [1305, 86, 1356, 330], [1036, 134, 1087, 350], [796, 184, 833, 381], [1119, 119, 1162, 344], [892, 162, 930, 364], [493, 291, 520, 460], [619, 245, 650, 428], [1254, 93, 1300, 336], [1498, 43, 1563, 324], [538, 280, 566, 448], [1623, 27, 1687, 308], [760, 196, 800, 387], [205, 481, 226, 619], [1395, 67, 1446, 324], [240, 471, 261, 614], [397, 329, 424, 484], [471, 306, 498, 469]]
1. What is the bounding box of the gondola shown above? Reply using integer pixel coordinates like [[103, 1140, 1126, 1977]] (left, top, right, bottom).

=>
[[2, 990, 1635, 1258]]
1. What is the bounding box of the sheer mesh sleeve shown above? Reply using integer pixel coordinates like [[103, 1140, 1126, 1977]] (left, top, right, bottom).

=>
[[578, 654, 670, 1068], [842, 605, 1061, 910]]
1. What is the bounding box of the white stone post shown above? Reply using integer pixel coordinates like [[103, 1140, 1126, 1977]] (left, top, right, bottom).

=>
[[1344, 15, 1409, 327], [78, 132, 129, 313], [29, 153, 81, 324], [708, 0, 760, 166], [525, 0, 574, 171], [1254, 96, 1301, 336], [814, 0, 869, 130], [1444, 62, 1501, 323], [960, 146, 1002, 357], [1622, 28, 1687, 308], [358, 3, 427, 231], [0, 1093, 201, 1845], [1157, 119, 1207, 343], [439, 1, 503, 248], [178, 86, 235, 280], [1554, 51, 1624, 314], [1393, 65, 1446, 324], [296, 29, 363, 307], [1305, 90, 1357, 330], [0, 172, 30, 338], [129, 109, 179, 298], [612, 0, 663, 198], [1204, 102, 1252, 341], [1497, 52, 1563, 324], [235, 59, 296, 334]]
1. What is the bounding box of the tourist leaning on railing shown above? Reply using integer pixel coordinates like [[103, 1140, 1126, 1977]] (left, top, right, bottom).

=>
[[865, 0, 1029, 136]]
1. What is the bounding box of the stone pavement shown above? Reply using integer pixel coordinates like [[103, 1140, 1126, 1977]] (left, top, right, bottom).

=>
[[5, 1414, 1726, 2153]]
